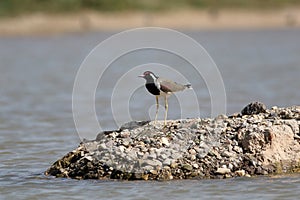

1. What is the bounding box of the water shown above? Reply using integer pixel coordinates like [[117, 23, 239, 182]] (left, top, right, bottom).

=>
[[1, 29, 300, 199]]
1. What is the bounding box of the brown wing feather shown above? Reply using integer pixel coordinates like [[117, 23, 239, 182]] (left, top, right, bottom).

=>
[[158, 78, 186, 93]]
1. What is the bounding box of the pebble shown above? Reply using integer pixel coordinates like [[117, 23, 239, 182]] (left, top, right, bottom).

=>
[[163, 158, 172, 166], [235, 170, 246, 177], [120, 130, 130, 138], [122, 140, 130, 147], [221, 151, 233, 158], [192, 163, 199, 169], [190, 155, 196, 161], [182, 164, 193, 171], [150, 170, 158, 175], [233, 146, 242, 153], [84, 156, 93, 161], [119, 145, 126, 153], [225, 174, 232, 178], [142, 174, 149, 180], [148, 153, 157, 159], [216, 167, 231, 175], [98, 143, 106, 149], [188, 149, 197, 155], [143, 160, 162, 168], [170, 162, 178, 169], [161, 137, 170, 147]]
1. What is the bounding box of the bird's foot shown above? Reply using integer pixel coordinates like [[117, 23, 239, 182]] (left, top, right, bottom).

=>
[[150, 120, 167, 129], [150, 120, 159, 128]]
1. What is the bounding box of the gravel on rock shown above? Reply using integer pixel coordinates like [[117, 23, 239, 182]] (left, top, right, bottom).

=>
[[45, 103, 300, 180]]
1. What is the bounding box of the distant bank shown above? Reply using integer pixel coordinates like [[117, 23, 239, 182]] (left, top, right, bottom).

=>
[[0, 8, 300, 36]]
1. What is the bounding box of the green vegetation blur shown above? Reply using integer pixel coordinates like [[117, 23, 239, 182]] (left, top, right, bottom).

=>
[[0, 0, 299, 17]]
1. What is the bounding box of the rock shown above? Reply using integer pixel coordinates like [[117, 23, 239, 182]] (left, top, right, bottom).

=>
[[163, 158, 172, 166], [122, 139, 131, 147], [192, 163, 199, 169], [119, 130, 130, 138], [120, 120, 150, 131], [141, 174, 149, 180], [98, 143, 106, 149], [235, 170, 246, 176], [190, 155, 196, 161], [143, 160, 162, 168], [170, 162, 178, 169], [45, 103, 300, 181], [282, 119, 299, 134], [182, 164, 193, 171], [216, 167, 231, 175], [150, 169, 158, 175], [161, 137, 169, 147], [221, 151, 234, 158], [188, 149, 197, 155], [85, 156, 93, 161], [119, 145, 126, 152], [241, 102, 266, 115], [233, 146, 242, 153], [225, 174, 232, 178]]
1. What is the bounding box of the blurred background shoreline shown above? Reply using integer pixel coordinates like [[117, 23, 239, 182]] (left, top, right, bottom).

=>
[[1, 0, 300, 36]]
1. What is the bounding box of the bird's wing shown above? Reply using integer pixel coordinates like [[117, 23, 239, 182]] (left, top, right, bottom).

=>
[[158, 78, 186, 93]]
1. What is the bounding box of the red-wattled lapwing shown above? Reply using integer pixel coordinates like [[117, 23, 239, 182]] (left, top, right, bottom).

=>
[[139, 71, 192, 126]]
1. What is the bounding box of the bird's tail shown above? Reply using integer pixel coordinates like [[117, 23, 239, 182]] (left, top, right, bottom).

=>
[[185, 84, 192, 89]]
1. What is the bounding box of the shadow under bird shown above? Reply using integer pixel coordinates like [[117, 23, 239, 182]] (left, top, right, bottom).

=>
[[139, 71, 192, 126]]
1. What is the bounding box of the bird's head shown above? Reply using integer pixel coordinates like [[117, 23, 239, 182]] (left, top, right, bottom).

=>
[[138, 71, 158, 83]]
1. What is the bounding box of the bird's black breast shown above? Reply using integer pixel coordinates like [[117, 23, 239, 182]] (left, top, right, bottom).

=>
[[145, 83, 160, 95]]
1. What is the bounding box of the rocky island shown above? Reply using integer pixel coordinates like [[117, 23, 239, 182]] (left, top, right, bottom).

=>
[[45, 102, 300, 180]]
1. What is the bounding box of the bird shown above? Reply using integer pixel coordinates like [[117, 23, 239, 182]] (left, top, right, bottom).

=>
[[139, 71, 192, 126]]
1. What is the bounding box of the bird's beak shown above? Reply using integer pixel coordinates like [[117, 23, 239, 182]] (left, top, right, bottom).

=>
[[138, 75, 144, 78]]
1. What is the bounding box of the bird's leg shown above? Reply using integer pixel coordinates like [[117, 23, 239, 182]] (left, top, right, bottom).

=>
[[154, 95, 159, 124], [164, 95, 168, 126]]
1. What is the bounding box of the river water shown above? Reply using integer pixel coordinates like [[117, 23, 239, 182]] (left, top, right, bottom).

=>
[[0, 29, 300, 199]]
